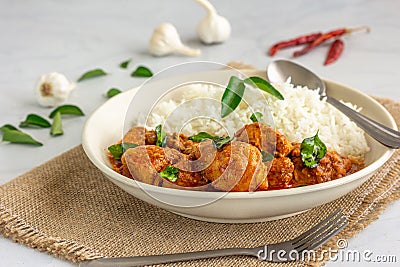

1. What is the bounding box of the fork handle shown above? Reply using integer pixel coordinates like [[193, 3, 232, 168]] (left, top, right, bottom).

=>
[[80, 248, 257, 267]]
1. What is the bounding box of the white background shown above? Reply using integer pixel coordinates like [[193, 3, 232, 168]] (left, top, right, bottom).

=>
[[0, 0, 399, 266]]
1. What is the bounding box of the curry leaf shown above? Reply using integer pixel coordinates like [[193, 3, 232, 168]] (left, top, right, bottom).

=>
[[77, 68, 107, 82], [20, 114, 51, 128], [213, 136, 232, 149], [189, 132, 231, 149], [131, 66, 153, 77], [108, 143, 138, 160], [221, 76, 283, 119], [155, 124, 167, 147], [189, 132, 217, 142], [119, 59, 131, 69], [106, 88, 122, 98], [0, 124, 19, 132], [159, 166, 179, 182], [250, 112, 263, 123], [1, 127, 42, 146], [221, 76, 246, 118], [122, 143, 139, 151], [108, 144, 123, 160], [50, 111, 63, 136], [49, 105, 84, 118], [244, 76, 284, 100], [300, 131, 327, 168]]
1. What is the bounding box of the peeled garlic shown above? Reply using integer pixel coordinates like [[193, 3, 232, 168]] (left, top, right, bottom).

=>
[[149, 23, 201, 57], [196, 0, 231, 44], [34, 72, 75, 107]]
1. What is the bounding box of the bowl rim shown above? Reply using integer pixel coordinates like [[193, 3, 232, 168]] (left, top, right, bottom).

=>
[[82, 72, 397, 200]]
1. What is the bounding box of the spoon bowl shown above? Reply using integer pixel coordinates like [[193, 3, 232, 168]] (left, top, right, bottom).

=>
[[267, 59, 400, 148], [268, 60, 326, 95]]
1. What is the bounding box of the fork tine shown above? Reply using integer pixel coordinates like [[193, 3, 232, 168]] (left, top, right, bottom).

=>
[[293, 212, 344, 249], [295, 216, 347, 252], [305, 221, 349, 252], [291, 209, 342, 245]]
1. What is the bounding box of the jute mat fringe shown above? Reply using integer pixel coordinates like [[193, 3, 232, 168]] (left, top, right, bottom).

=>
[[0, 205, 102, 261], [0, 96, 399, 267]]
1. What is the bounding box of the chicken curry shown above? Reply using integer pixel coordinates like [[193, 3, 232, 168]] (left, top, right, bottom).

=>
[[108, 122, 364, 192]]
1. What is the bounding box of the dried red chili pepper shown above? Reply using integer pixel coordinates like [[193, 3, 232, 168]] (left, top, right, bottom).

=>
[[268, 32, 322, 56], [293, 26, 370, 58], [324, 39, 344, 65]]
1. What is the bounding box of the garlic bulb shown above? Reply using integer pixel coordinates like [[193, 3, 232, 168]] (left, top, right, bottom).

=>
[[34, 72, 75, 107], [196, 0, 231, 44], [149, 23, 201, 57]]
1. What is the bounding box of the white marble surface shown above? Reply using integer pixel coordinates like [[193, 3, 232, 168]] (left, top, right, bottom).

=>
[[0, 0, 399, 266]]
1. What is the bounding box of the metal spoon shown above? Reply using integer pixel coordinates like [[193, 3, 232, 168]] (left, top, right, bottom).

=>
[[267, 59, 400, 149]]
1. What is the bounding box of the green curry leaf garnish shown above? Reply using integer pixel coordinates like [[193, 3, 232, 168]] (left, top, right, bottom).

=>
[[244, 77, 284, 100], [155, 124, 167, 147], [221, 76, 246, 118], [213, 136, 233, 149], [108, 143, 138, 160], [189, 132, 232, 149], [159, 166, 179, 182], [189, 132, 217, 142], [250, 112, 263, 123], [221, 76, 283, 118], [300, 131, 327, 168]]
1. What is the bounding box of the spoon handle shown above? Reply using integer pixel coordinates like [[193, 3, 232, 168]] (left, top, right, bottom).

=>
[[326, 96, 400, 149]]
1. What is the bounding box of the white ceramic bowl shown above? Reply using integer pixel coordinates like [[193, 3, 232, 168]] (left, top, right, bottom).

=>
[[82, 69, 396, 223]]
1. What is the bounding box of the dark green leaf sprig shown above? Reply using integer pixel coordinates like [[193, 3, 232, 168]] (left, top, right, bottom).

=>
[[0, 124, 43, 146], [221, 76, 283, 118], [159, 166, 179, 182], [77, 68, 108, 82], [189, 132, 232, 149], [131, 66, 153, 77], [108, 143, 138, 160], [300, 130, 327, 168]]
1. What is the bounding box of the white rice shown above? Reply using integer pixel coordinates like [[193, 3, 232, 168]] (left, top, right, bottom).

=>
[[144, 79, 370, 157]]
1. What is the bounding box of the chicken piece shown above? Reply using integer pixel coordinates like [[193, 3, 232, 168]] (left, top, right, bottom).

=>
[[188, 139, 219, 171], [290, 143, 352, 186], [122, 145, 208, 188], [275, 131, 293, 157], [122, 126, 157, 145], [202, 141, 268, 192], [146, 130, 157, 144], [235, 122, 293, 157], [165, 132, 197, 155], [258, 157, 294, 190], [123, 126, 198, 155]]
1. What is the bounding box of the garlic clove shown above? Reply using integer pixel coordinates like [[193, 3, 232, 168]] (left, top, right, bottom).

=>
[[196, 0, 231, 44], [149, 23, 201, 57], [34, 72, 75, 107], [197, 13, 231, 44]]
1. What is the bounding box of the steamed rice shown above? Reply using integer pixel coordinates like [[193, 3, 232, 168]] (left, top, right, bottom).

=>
[[144, 79, 370, 157]]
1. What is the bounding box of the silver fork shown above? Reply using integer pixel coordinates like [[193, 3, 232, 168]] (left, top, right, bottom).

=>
[[80, 209, 348, 267]]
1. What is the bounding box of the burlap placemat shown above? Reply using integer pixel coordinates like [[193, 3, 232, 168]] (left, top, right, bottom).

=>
[[0, 97, 399, 267]]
